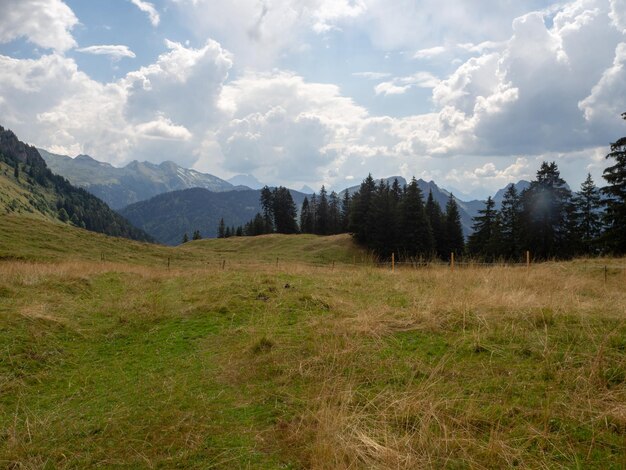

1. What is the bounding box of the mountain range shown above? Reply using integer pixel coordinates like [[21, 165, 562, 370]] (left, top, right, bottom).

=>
[[0, 127, 152, 242], [40, 149, 244, 210], [119, 187, 309, 245], [38, 148, 531, 245]]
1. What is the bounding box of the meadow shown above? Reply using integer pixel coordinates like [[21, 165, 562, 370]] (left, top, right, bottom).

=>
[[1, 215, 625, 468]]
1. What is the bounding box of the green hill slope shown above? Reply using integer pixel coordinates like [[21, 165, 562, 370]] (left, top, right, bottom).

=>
[[0, 215, 367, 266], [0, 125, 152, 242]]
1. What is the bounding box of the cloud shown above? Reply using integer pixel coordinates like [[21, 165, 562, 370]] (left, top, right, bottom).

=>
[[0, 0, 77, 51], [129, 0, 160, 27], [77, 45, 137, 60], [375, 72, 439, 96], [135, 116, 193, 140], [414, 46, 446, 59], [353, 71, 392, 80]]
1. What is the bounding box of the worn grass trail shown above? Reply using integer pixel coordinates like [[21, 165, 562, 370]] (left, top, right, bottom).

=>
[[1, 219, 626, 468]]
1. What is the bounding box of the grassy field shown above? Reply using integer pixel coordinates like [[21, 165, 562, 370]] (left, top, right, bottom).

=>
[[1, 216, 626, 468]]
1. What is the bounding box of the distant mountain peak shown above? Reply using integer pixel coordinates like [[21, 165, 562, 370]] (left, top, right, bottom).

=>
[[228, 174, 263, 190]]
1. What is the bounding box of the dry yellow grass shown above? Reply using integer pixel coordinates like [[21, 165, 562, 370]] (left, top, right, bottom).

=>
[[1, 231, 625, 467]]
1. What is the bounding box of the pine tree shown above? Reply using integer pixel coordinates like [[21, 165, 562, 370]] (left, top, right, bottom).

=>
[[499, 185, 522, 260], [236, 226, 243, 237], [425, 190, 445, 259], [224, 226, 231, 238], [341, 190, 351, 232], [300, 197, 314, 233], [399, 177, 433, 259], [443, 195, 464, 259], [328, 191, 341, 235], [218, 218, 226, 238], [370, 179, 399, 258], [272, 187, 298, 234], [602, 113, 626, 254], [467, 196, 499, 261], [349, 174, 376, 246], [575, 174, 602, 254], [520, 162, 573, 259], [182, 232, 189, 244], [260, 186, 274, 232], [58, 208, 69, 223], [13, 164, 19, 180], [315, 186, 329, 235], [192, 230, 202, 240]]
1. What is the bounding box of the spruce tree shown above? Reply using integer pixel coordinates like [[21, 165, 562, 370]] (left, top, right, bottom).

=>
[[13, 164, 19, 180], [602, 113, 626, 254], [182, 232, 189, 243], [224, 226, 231, 238], [443, 195, 464, 259], [272, 187, 298, 234], [341, 190, 351, 232], [315, 186, 329, 235], [499, 184, 522, 260], [349, 174, 376, 246], [467, 196, 499, 261], [328, 191, 341, 235], [300, 197, 314, 233], [575, 174, 602, 254], [192, 230, 202, 240], [520, 162, 572, 259], [399, 177, 433, 259], [260, 186, 274, 232], [425, 190, 445, 259], [371, 179, 398, 258], [218, 218, 226, 238]]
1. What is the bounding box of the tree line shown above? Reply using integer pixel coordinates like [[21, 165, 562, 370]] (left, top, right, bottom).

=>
[[211, 113, 626, 260]]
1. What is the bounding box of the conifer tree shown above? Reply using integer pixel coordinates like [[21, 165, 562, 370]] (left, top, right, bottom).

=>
[[499, 185, 522, 260], [300, 197, 314, 233], [236, 226, 243, 237], [192, 230, 202, 240], [218, 218, 226, 238], [224, 226, 231, 238], [371, 179, 398, 258], [328, 191, 341, 235], [602, 112, 626, 254], [399, 177, 433, 259], [520, 162, 572, 259], [260, 186, 274, 232], [425, 190, 445, 259], [443, 195, 464, 258], [467, 196, 499, 261], [272, 187, 299, 234], [349, 174, 377, 246], [13, 164, 19, 180], [341, 190, 351, 232], [315, 186, 329, 235], [575, 173, 602, 253], [182, 232, 189, 243]]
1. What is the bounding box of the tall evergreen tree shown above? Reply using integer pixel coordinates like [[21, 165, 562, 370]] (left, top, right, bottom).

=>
[[341, 190, 351, 232], [192, 230, 202, 240], [300, 197, 314, 234], [425, 190, 445, 259], [349, 174, 377, 246], [217, 218, 226, 238], [182, 232, 189, 244], [309, 194, 318, 234], [328, 191, 341, 235], [371, 179, 399, 258], [520, 162, 573, 259], [260, 186, 275, 232], [315, 186, 330, 235], [499, 184, 522, 260], [443, 195, 464, 259], [602, 112, 626, 254], [575, 173, 602, 254], [467, 196, 499, 261], [399, 177, 433, 259], [272, 187, 299, 234]]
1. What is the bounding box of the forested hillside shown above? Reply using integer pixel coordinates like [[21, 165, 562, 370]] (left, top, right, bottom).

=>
[[0, 126, 153, 242]]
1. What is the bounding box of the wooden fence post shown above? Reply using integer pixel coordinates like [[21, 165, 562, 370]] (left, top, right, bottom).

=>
[[526, 251, 530, 269], [167, 257, 170, 270], [222, 260, 226, 270], [392, 253, 395, 273], [451, 252, 455, 271], [605, 265, 607, 284]]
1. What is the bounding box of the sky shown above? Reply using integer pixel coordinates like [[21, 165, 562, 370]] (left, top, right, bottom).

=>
[[0, 0, 625, 198]]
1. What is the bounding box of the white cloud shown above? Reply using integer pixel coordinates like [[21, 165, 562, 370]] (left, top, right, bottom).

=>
[[375, 72, 440, 96], [77, 45, 137, 60], [130, 0, 160, 27], [135, 116, 192, 140], [414, 46, 446, 59], [353, 71, 392, 80], [0, 0, 77, 51]]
